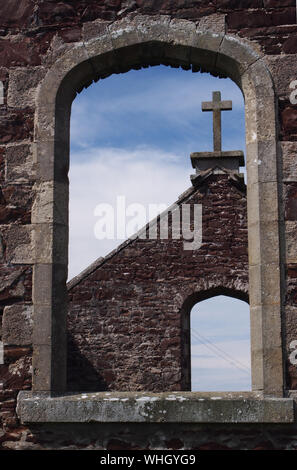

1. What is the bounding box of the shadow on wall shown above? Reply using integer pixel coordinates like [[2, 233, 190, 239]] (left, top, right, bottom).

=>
[[67, 334, 108, 392]]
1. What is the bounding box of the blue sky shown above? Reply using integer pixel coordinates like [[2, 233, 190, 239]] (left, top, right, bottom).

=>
[[69, 65, 250, 391]]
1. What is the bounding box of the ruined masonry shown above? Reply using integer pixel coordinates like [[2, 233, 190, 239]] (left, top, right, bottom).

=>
[[0, 0, 297, 450]]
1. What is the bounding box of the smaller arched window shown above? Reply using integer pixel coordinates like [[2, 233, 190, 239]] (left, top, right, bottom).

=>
[[181, 290, 250, 391], [190, 296, 251, 392]]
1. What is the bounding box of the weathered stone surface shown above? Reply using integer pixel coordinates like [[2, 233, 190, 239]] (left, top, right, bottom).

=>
[[0, 267, 28, 304], [263, 0, 295, 7], [227, 8, 296, 30], [283, 34, 297, 54], [5, 144, 34, 183], [2, 304, 33, 346], [38, 2, 78, 26], [0, 109, 34, 144], [285, 183, 297, 220], [198, 13, 226, 34], [17, 391, 295, 424], [281, 142, 297, 182], [32, 181, 68, 226], [0, 184, 33, 224], [82, 19, 111, 42], [218, 0, 264, 8], [1, 225, 33, 265], [281, 105, 297, 140], [265, 54, 297, 97], [286, 221, 297, 264], [0, 0, 34, 30], [7, 67, 46, 108], [0, 38, 41, 68]]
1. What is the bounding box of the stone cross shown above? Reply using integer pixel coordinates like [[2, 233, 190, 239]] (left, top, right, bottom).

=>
[[190, 90, 245, 181], [202, 91, 232, 152]]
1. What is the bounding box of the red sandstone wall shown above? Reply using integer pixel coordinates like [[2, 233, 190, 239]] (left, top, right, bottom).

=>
[[0, 0, 296, 450], [67, 175, 248, 392]]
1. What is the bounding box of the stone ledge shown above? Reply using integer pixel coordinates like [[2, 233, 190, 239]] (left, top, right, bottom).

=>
[[17, 392, 295, 424]]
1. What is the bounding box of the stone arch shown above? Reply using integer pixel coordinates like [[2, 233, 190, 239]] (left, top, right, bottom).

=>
[[32, 15, 283, 396]]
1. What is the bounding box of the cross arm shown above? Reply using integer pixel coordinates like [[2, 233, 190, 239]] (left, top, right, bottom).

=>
[[202, 100, 232, 112]]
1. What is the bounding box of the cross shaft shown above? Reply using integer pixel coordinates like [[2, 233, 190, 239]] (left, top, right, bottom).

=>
[[202, 91, 232, 152]]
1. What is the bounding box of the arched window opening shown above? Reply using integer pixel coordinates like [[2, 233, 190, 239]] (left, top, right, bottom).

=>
[[190, 296, 251, 392], [28, 25, 284, 397]]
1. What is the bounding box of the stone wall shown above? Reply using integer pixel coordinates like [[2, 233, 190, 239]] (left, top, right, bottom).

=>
[[0, 0, 296, 450], [67, 174, 248, 392]]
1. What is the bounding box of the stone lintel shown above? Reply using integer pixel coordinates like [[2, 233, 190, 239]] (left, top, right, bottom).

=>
[[17, 391, 295, 424]]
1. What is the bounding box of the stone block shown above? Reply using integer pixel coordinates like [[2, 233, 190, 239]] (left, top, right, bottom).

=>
[[0, 108, 34, 144], [5, 143, 34, 183], [34, 104, 56, 143], [7, 66, 46, 108], [262, 345, 284, 397], [32, 344, 52, 392], [109, 17, 148, 49], [32, 181, 68, 225], [34, 138, 69, 184], [3, 224, 33, 264], [198, 13, 226, 34], [283, 33, 297, 54], [246, 140, 278, 185], [250, 303, 283, 396], [247, 181, 279, 225], [130, 14, 171, 43], [281, 105, 297, 138], [0, 37, 40, 68], [33, 262, 68, 307], [249, 263, 281, 308], [253, 98, 277, 143], [33, 224, 53, 264], [31, 181, 54, 224], [285, 182, 297, 220], [167, 18, 197, 47], [285, 221, 297, 263], [264, 0, 295, 6], [33, 140, 54, 182], [284, 306, 297, 342], [2, 304, 33, 346], [265, 54, 297, 98], [32, 304, 52, 347], [33, 263, 53, 306], [248, 220, 280, 266], [33, 222, 69, 265], [281, 142, 297, 182], [82, 19, 111, 42], [0, 79, 3, 105], [245, 59, 274, 99], [217, 34, 262, 79]]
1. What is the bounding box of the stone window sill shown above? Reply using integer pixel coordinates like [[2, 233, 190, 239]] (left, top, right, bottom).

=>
[[17, 391, 295, 424]]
